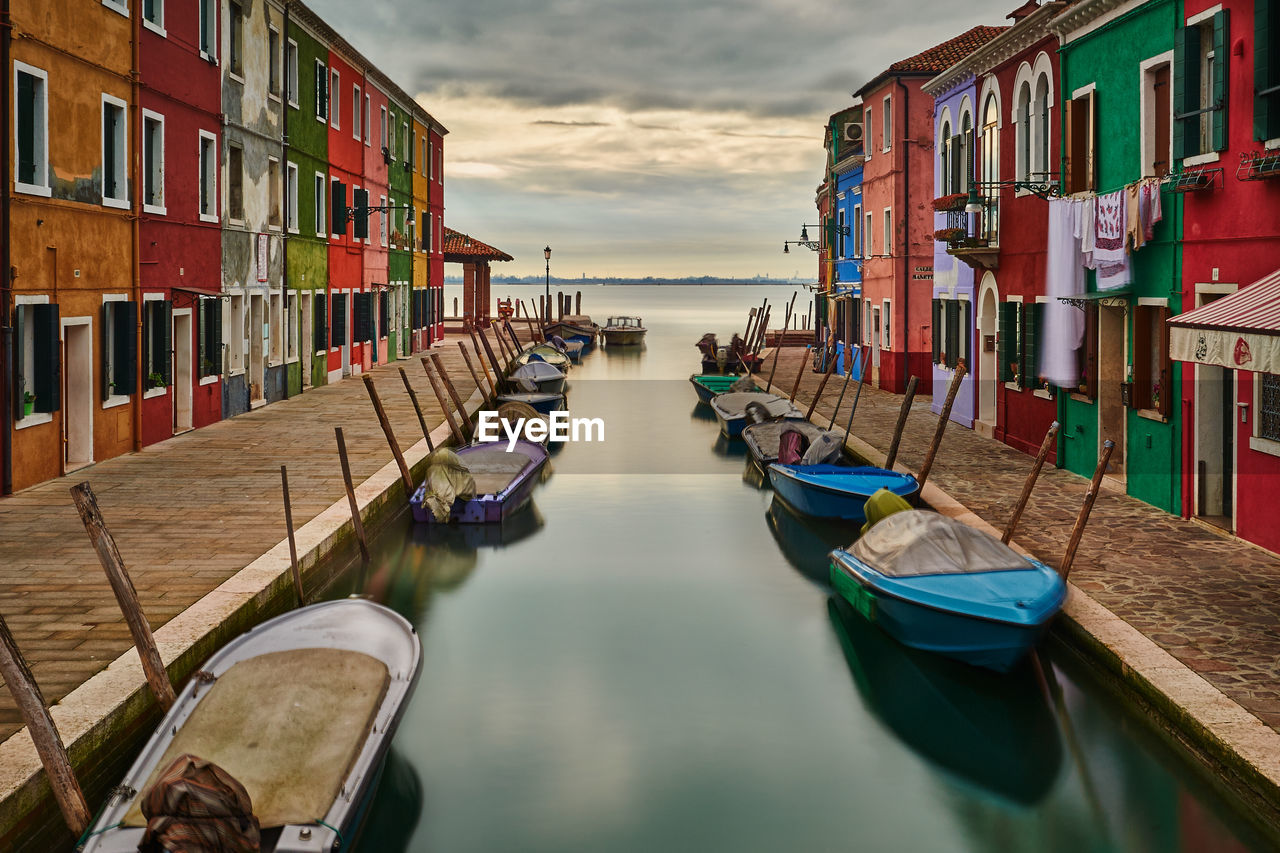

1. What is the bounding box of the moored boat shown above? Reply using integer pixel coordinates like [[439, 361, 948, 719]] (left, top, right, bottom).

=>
[[495, 391, 565, 416], [509, 361, 567, 395], [767, 464, 918, 520], [544, 315, 598, 349], [829, 509, 1067, 672], [741, 417, 828, 467], [600, 316, 646, 346], [410, 441, 548, 524], [80, 599, 421, 853], [708, 391, 803, 438], [689, 373, 754, 404], [513, 343, 571, 371]]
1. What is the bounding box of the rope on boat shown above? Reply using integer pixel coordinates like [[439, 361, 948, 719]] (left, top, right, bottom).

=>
[[317, 817, 345, 849]]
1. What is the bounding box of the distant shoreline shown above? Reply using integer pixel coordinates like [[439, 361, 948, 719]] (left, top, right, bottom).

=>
[[444, 281, 815, 287]]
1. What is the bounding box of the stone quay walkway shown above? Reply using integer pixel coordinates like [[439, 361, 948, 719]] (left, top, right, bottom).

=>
[[0, 333, 519, 743], [767, 347, 1280, 734]]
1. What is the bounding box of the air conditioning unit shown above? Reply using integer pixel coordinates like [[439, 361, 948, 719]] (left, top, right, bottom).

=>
[[843, 123, 864, 144]]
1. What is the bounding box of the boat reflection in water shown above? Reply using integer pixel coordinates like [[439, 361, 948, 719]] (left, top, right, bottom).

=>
[[353, 748, 423, 852], [765, 496, 849, 589], [710, 432, 749, 459], [827, 595, 1062, 806], [741, 457, 769, 491]]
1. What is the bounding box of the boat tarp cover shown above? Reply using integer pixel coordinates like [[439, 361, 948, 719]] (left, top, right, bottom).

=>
[[728, 376, 758, 393], [419, 447, 478, 522], [511, 362, 563, 383], [459, 445, 537, 494], [712, 392, 802, 419], [849, 510, 1035, 578], [124, 648, 390, 829], [136, 754, 260, 852], [800, 431, 845, 465]]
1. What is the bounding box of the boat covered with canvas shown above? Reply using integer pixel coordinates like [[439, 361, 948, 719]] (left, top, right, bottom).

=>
[[513, 343, 571, 371], [829, 509, 1067, 672], [600, 316, 646, 346], [742, 418, 828, 467], [411, 441, 548, 524], [767, 464, 918, 520], [708, 391, 803, 438], [508, 360, 567, 395], [495, 391, 564, 416], [80, 599, 421, 853]]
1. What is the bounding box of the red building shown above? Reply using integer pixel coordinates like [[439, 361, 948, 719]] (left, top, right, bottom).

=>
[[855, 26, 1007, 394], [325, 47, 367, 381], [1170, 0, 1280, 552], [138, 0, 224, 444]]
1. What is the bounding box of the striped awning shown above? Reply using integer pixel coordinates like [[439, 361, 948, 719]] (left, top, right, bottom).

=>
[[1168, 269, 1280, 374]]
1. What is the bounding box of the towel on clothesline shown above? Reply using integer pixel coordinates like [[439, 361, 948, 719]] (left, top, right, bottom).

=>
[[1094, 190, 1130, 290], [1042, 198, 1086, 387]]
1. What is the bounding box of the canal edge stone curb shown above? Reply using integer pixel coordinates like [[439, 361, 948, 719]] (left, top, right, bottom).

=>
[[760, 363, 1280, 830], [0, 383, 485, 844]]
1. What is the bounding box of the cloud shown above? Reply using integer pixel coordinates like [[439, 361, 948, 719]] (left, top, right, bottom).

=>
[[531, 120, 611, 128]]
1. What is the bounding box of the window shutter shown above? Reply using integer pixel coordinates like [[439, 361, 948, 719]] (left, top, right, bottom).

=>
[[1084, 305, 1099, 399], [1021, 302, 1040, 390], [1258, 0, 1278, 141], [17, 74, 36, 185], [1085, 90, 1098, 191], [314, 291, 327, 352], [352, 189, 369, 240], [33, 303, 61, 413], [331, 181, 347, 235], [158, 301, 173, 385], [945, 300, 959, 369], [961, 299, 972, 371], [331, 293, 347, 346], [379, 291, 389, 336], [102, 303, 114, 400], [998, 302, 1016, 383], [1063, 97, 1075, 192], [931, 299, 942, 363], [211, 300, 223, 375], [13, 306, 25, 420], [354, 292, 371, 342], [1173, 25, 1200, 160], [115, 300, 138, 394], [1212, 10, 1230, 151]]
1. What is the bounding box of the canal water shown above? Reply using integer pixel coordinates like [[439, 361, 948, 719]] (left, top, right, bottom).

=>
[[341, 284, 1271, 852]]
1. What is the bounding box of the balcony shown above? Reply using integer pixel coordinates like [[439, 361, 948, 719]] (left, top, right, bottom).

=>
[[934, 201, 1000, 270]]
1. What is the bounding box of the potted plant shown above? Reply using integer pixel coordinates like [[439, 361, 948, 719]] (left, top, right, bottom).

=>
[[932, 193, 968, 212], [934, 227, 965, 243], [22, 392, 35, 417], [148, 372, 166, 389]]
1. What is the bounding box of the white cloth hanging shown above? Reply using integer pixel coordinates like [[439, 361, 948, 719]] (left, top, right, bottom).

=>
[[1042, 197, 1086, 387], [1094, 190, 1130, 290]]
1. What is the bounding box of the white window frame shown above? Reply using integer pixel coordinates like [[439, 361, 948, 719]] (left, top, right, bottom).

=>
[[314, 172, 326, 238], [837, 209, 846, 259], [285, 161, 299, 233], [421, 137, 427, 176], [198, 130, 218, 223], [401, 121, 409, 162], [380, 106, 388, 153], [269, 290, 283, 366], [388, 112, 396, 160], [102, 0, 128, 18], [330, 176, 341, 239], [865, 110, 872, 161], [352, 84, 362, 140], [142, 0, 165, 36], [142, 293, 168, 399], [881, 299, 892, 350], [882, 95, 892, 152], [102, 293, 131, 409], [13, 62, 50, 197], [285, 39, 299, 107], [882, 208, 892, 256], [267, 25, 281, 102], [267, 155, 281, 231], [865, 211, 873, 258], [1004, 294, 1025, 392], [14, 294, 53, 429], [286, 290, 299, 363], [226, 0, 244, 82], [380, 194, 388, 246], [142, 108, 166, 214], [198, 0, 216, 61], [1139, 51, 1175, 178], [314, 60, 327, 123], [101, 93, 129, 209], [198, 296, 220, 386], [330, 69, 340, 130], [852, 204, 862, 257], [364, 94, 371, 145], [225, 140, 245, 225], [226, 290, 245, 377]]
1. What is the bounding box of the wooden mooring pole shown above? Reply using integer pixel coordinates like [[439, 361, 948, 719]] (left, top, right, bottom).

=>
[[334, 427, 371, 563], [520, 301, 541, 341], [1060, 439, 1116, 581], [805, 345, 841, 421], [476, 328, 505, 383], [884, 375, 919, 471], [428, 352, 471, 437], [915, 362, 967, 493], [0, 613, 91, 835], [280, 465, 304, 604], [362, 375, 414, 493], [576, 291, 582, 314], [469, 330, 500, 394], [840, 345, 872, 440], [1003, 421, 1061, 544], [789, 345, 812, 403], [457, 341, 490, 406], [765, 291, 798, 390], [421, 357, 467, 446], [398, 367, 436, 451], [69, 483, 176, 712], [827, 343, 856, 430]]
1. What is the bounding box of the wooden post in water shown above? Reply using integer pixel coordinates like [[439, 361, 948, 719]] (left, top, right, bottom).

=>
[[457, 341, 490, 405], [789, 345, 812, 402], [805, 345, 841, 421], [575, 291, 582, 314], [1003, 421, 1061, 544], [916, 361, 967, 493], [884, 375, 919, 470], [765, 292, 797, 390], [741, 306, 758, 347], [362, 375, 414, 492], [334, 427, 370, 563], [752, 307, 772, 356], [398, 367, 435, 451], [280, 465, 304, 604], [1060, 440, 1115, 581], [827, 344, 857, 430], [421, 357, 467, 446], [69, 483, 176, 712], [520, 301, 541, 341], [0, 613, 90, 835], [428, 352, 471, 439]]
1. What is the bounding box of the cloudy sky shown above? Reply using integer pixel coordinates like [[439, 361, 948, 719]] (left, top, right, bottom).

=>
[[308, 0, 1020, 279]]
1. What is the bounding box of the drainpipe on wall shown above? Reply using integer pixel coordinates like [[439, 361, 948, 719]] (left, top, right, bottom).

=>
[[281, 3, 290, 399], [130, 0, 143, 451], [1, 0, 13, 494], [900, 78, 912, 392]]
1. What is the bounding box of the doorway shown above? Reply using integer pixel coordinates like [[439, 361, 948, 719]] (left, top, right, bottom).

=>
[[977, 275, 998, 433], [173, 309, 193, 433], [301, 290, 314, 388], [1195, 363, 1235, 528], [62, 318, 93, 471], [249, 293, 265, 404], [1097, 303, 1127, 477]]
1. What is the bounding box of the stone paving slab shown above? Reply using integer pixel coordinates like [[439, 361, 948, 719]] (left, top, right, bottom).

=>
[[767, 348, 1280, 734], [0, 335, 517, 743]]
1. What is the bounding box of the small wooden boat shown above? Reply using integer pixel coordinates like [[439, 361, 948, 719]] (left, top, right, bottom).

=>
[[708, 391, 802, 438], [689, 373, 754, 404], [410, 440, 548, 524], [829, 509, 1067, 672], [80, 599, 421, 853], [513, 344, 571, 371], [767, 464, 918, 520], [741, 417, 828, 467], [496, 391, 564, 416], [600, 315, 646, 346], [544, 315, 598, 349], [509, 361, 567, 395]]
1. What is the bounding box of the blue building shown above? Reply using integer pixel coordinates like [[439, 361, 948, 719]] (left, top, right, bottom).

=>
[[825, 106, 865, 375]]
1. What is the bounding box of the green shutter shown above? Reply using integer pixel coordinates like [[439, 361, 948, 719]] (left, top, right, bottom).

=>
[[115, 300, 138, 394], [961, 300, 972, 371], [1021, 303, 1041, 390], [354, 292, 371, 343], [160, 301, 173, 385], [1212, 10, 1229, 151], [331, 293, 346, 346], [998, 302, 1019, 384], [931, 299, 941, 363], [379, 291, 389, 336], [1258, 0, 1278, 141], [1173, 25, 1200, 160], [32, 303, 60, 413], [945, 300, 959, 369], [314, 292, 327, 353]]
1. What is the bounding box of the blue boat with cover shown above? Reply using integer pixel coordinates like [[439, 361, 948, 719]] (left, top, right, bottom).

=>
[[767, 464, 918, 520], [829, 509, 1066, 672]]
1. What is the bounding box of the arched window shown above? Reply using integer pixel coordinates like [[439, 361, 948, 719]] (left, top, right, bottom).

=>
[[981, 95, 999, 243], [1017, 82, 1032, 181], [960, 110, 972, 192], [940, 120, 951, 195], [1034, 74, 1050, 178]]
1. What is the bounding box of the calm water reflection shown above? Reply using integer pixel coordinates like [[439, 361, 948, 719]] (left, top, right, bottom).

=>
[[345, 285, 1269, 852]]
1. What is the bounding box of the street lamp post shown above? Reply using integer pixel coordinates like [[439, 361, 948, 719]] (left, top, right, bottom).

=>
[[544, 246, 552, 323]]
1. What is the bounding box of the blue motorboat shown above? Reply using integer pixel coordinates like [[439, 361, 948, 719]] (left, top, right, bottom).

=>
[[767, 464, 918, 520], [709, 392, 803, 438], [829, 509, 1067, 672]]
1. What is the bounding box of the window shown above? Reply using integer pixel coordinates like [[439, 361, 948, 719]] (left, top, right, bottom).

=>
[[421, 137, 428, 175], [315, 60, 327, 122], [408, 206, 416, 250], [1258, 0, 1280, 142], [1174, 12, 1228, 159], [389, 114, 396, 159], [268, 157, 281, 228], [883, 209, 892, 256], [939, 120, 952, 194], [837, 210, 846, 258], [198, 0, 216, 58], [1132, 303, 1171, 415], [380, 194, 388, 245], [364, 94, 371, 144], [882, 96, 892, 151], [1033, 74, 1051, 177], [313, 290, 327, 354], [1072, 303, 1099, 398], [228, 2, 243, 78], [141, 111, 164, 212], [142, 297, 173, 393], [428, 138, 433, 179], [865, 301, 873, 345], [402, 122, 409, 161], [102, 298, 137, 401], [330, 177, 343, 237], [330, 69, 340, 129], [380, 106, 388, 152], [865, 110, 872, 161], [353, 85, 362, 140], [979, 94, 999, 245], [102, 0, 127, 16], [1065, 88, 1097, 194], [269, 291, 283, 364], [14, 299, 59, 421], [285, 40, 299, 106], [998, 300, 1022, 384], [285, 162, 298, 232], [268, 27, 280, 98], [426, 211, 433, 252], [198, 131, 217, 221], [959, 110, 973, 193], [852, 204, 862, 257], [1015, 83, 1032, 182], [143, 0, 163, 32], [102, 95, 128, 208], [198, 296, 222, 378], [1020, 301, 1046, 391], [1260, 375, 1280, 441], [227, 143, 244, 222], [227, 293, 244, 373], [314, 173, 326, 236], [882, 301, 892, 350], [865, 211, 873, 258], [15, 63, 49, 195], [1142, 57, 1173, 177], [286, 291, 299, 362]]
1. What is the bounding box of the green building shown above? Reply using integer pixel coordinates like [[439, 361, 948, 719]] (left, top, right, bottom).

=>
[[387, 93, 416, 353]]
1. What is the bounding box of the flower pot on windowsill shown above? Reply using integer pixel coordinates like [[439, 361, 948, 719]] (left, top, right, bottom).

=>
[[23, 401, 34, 417]]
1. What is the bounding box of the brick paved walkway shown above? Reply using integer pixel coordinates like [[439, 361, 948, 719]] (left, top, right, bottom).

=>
[[770, 348, 1280, 731], [0, 335, 511, 742]]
